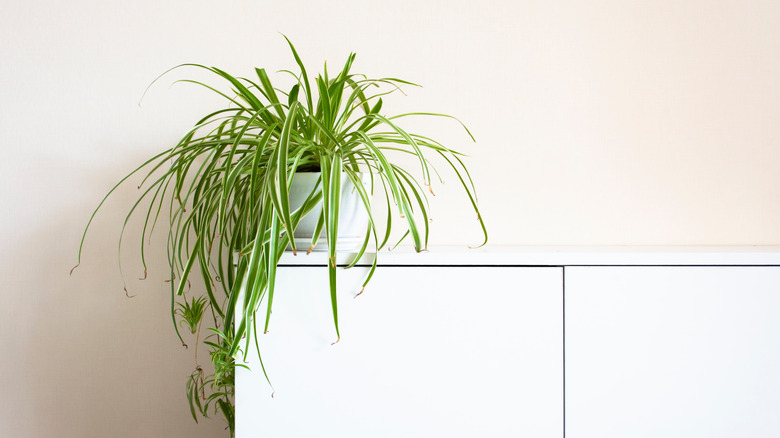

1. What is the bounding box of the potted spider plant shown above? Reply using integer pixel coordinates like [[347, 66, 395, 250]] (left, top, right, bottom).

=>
[[74, 36, 487, 436]]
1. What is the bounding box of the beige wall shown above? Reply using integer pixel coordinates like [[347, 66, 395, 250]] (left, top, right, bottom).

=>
[[2, 0, 780, 436]]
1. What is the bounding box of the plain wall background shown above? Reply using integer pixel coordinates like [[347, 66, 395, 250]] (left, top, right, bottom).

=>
[[2, 0, 779, 436]]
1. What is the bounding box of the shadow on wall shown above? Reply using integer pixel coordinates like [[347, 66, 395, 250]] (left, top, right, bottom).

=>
[[2, 171, 228, 438]]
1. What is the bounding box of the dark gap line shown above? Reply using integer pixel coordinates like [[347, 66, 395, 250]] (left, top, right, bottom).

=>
[[562, 266, 567, 438]]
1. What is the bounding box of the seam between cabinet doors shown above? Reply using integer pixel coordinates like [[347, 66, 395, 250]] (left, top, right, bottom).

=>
[[562, 266, 567, 438]]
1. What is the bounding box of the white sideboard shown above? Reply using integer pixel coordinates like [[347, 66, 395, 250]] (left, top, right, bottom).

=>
[[236, 247, 780, 438]]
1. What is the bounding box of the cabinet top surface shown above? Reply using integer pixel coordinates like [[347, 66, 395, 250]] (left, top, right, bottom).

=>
[[279, 245, 780, 267]]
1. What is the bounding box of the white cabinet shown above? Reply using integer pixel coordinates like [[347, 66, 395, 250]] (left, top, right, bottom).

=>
[[565, 266, 780, 438], [235, 248, 780, 437], [236, 265, 564, 438]]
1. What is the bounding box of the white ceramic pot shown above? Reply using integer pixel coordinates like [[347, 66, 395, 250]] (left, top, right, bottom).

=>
[[288, 172, 370, 252]]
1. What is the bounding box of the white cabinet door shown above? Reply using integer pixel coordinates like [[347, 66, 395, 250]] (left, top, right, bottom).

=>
[[236, 266, 563, 438], [566, 266, 780, 438]]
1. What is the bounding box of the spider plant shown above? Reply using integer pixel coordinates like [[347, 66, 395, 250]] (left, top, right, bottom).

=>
[[74, 36, 487, 436]]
